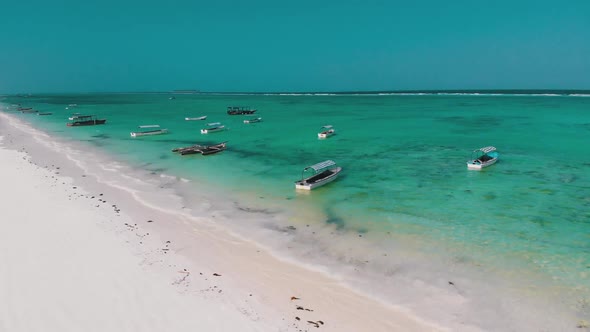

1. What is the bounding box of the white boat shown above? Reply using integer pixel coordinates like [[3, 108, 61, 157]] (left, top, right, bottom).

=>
[[243, 117, 262, 124], [318, 125, 335, 139], [467, 146, 499, 170], [295, 160, 342, 190], [185, 116, 207, 121], [65, 104, 78, 110], [130, 125, 168, 137], [201, 122, 225, 134]]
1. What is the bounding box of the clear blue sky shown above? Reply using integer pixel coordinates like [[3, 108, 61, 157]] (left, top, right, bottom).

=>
[[1, 0, 589, 93]]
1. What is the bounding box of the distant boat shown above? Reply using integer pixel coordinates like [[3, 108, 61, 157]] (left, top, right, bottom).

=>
[[185, 116, 207, 121], [65, 104, 78, 110], [318, 125, 335, 139], [18, 107, 37, 113], [169, 96, 176, 100], [37, 112, 53, 116], [173, 141, 227, 156], [201, 122, 225, 134], [243, 116, 262, 124], [467, 146, 499, 170], [227, 106, 257, 115], [67, 115, 106, 127], [130, 125, 168, 137], [295, 160, 342, 190]]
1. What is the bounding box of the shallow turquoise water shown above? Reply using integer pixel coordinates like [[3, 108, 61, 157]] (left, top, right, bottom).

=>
[[3, 93, 590, 290]]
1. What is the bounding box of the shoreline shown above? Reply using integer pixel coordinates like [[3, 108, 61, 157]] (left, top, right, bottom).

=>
[[0, 113, 440, 331], [1, 109, 586, 331]]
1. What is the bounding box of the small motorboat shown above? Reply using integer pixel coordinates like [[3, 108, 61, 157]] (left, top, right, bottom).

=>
[[201, 122, 225, 134], [131, 125, 168, 137], [243, 117, 262, 124], [185, 116, 207, 121], [38, 112, 53, 116], [295, 160, 342, 190], [467, 146, 499, 170], [318, 125, 335, 139]]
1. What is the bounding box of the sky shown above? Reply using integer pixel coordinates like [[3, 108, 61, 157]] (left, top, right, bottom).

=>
[[0, 0, 589, 93]]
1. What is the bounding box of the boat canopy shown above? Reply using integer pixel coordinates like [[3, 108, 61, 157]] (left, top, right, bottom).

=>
[[139, 125, 160, 128], [304, 160, 336, 172], [69, 115, 94, 120], [206, 122, 221, 126], [476, 146, 496, 153], [321, 125, 333, 129]]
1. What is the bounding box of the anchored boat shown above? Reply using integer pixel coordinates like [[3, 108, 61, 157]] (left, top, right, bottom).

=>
[[201, 122, 225, 134], [227, 106, 257, 115], [318, 125, 335, 139], [467, 146, 499, 170], [130, 125, 168, 137], [67, 115, 106, 127], [295, 160, 342, 190], [243, 116, 262, 124], [173, 141, 227, 156], [185, 116, 207, 121]]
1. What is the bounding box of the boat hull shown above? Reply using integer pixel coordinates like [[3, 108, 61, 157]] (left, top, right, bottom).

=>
[[130, 129, 168, 137], [318, 129, 335, 139], [244, 118, 262, 124], [201, 126, 225, 134], [467, 157, 498, 170], [295, 167, 342, 190], [67, 119, 106, 126], [185, 116, 207, 121]]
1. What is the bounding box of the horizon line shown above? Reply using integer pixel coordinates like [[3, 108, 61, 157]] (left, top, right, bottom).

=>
[[3, 88, 590, 96]]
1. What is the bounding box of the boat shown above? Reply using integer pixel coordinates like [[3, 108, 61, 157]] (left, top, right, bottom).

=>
[[227, 106, 257, 115], [130, 125, 168, 137], [295, 160, 342, 190], [201, 122, 225, 134], [243, 116, 262, 124], [18, 107, 37, 114], [37, 112, 53, 116], [65, 104, 78, 110], [68, 113, 82, 120], [185, 116, 207, 121], [67, 115, 106, 127], [466, 146, 499, 170], [318, 125, 335, 139], [173, 141, 227, 156]]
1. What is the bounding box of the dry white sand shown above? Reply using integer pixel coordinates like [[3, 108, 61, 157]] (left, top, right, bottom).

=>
[[0, 114, 441, 331]]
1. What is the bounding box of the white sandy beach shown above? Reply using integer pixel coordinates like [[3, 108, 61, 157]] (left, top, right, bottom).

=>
[[0, 113, 442, 331]]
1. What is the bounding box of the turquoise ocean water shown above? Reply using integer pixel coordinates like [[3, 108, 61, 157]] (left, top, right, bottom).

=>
[[2, 92, 590, 324]]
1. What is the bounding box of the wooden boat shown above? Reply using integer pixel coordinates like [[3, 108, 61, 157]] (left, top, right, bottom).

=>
[[130, 125, 168, 137], [467, 146, 499, 170], [67, 115, 106, 127], [18, 107, 38, 114], [172, 142, 227, 156], [201, 122, 225, 134], [185, 116, 207, 121], [295, 160, 342, 190], [38, 112, 53, 116], [227, 106, 257, 115], [318, 125, 335, 139], [243, 117, 262, 124]]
